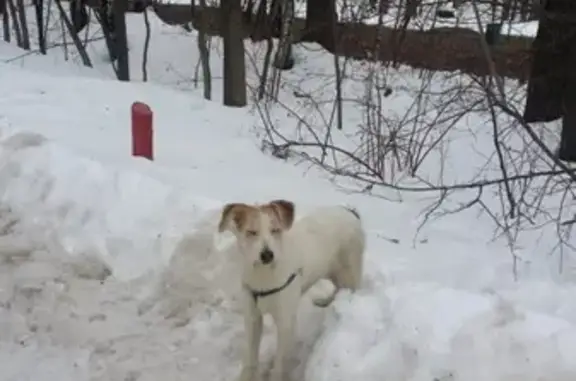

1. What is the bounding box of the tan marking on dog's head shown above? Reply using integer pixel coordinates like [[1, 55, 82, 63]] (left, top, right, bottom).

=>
[[264, 199, 295, 230], [219, 203, 255, 233], [219, 200, 295, 234], [219, 200, 295, 267]]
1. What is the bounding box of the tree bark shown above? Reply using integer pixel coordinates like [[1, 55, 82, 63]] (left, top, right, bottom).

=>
[[142, 7, 151, 81], [54, 0, 92, 66], [2, 0, 10, 43], [197, 0, 212, 99], [302, 0, 335, 51], [523, 0, 576, 162], [273, 0, 294, 70], [33, 0, 46, 54], [113, 0, 130, 81], [222, 0, 247, 107], [523, 0, 575, 123], [15, 0, 29, 49], [95, 3, 118, 62]]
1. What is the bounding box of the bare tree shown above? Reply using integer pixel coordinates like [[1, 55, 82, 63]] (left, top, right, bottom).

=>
[[197, 0, 212, 100], [302, 0, 336, 50], [2, 0, 11, 43], [7, 0, 22, 47], [93, 0, 118, 62], [523, 0, 576, 163], [142, 4, 151, 81], [55, 0, 92, 66], [222, 0, 247, 107], [33, 0, 46, 53], [113, 0, 130, 81], [272, 0, 294, 70], [15, 0, 30, 49], [268, 0, 295, 99]]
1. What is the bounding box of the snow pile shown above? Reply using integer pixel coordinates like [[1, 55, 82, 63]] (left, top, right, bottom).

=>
[[0, 130, 221, 281], [308, 281, 576, 381], [2, 128, 576, 381], [0, 130, 248, 380]]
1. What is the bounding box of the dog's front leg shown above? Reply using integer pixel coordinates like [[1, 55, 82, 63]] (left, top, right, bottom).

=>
[[270, 306, 296, 381], [240, 292, 263, 381]]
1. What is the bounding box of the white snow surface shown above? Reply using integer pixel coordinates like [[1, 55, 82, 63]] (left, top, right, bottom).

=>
[[0, 11, 575, 381]]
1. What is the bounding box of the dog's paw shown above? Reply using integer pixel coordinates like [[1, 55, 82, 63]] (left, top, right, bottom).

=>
[[312, 294, 335, 308]]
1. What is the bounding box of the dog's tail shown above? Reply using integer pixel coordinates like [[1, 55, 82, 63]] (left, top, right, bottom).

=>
[[342, 205, 361, 220]]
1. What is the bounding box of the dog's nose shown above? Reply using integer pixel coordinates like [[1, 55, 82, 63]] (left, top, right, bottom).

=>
[[259, 248, 274, 264]]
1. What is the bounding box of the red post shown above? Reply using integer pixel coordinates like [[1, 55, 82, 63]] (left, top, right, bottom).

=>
[[131, 102, 153, 161]]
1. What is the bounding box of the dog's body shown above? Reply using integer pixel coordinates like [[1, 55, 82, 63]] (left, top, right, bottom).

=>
[[218, 200, 365, 381]]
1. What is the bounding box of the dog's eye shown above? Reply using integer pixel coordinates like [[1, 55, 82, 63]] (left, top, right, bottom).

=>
[[271, 228, 281, 235], [246, 230, 258, 237]]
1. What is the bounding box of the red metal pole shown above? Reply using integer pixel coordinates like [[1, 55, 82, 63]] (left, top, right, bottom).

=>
[[131, 102, 153, 161]]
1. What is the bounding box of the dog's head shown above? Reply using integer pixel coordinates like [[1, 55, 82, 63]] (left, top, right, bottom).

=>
[[218, 199, 295, 267]]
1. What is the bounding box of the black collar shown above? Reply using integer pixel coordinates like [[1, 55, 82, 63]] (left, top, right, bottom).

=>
[[246, 269, 302, 303]]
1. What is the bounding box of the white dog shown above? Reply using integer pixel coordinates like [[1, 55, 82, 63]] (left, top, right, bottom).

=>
[[218, 199, 365, 381]]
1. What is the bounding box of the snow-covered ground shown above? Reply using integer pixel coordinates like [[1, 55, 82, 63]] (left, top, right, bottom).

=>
[[0, 5, 575, 381]]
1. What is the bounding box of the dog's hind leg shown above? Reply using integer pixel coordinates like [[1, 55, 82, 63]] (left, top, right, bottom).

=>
[[337, 234, 365, 291], [311, 272, 353, 308], [312, 244, 365, 308], [318, 244, 364, 307], [310, 277, 341, 308]]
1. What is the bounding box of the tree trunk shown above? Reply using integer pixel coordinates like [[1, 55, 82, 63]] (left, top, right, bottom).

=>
[[95, 3, 118, 62], [523, 0, 576, 162], [222, 0, 246, 107], [15, 0, 29, 49], [302, 0, 335, 51], [33, 0, 46, 54], [69, 0, 88, 33], [54, 0, 92, 66], [113, 0, 130, 81], [523, 0, 575, 123], [273, 0, 294, 70], [559, 97, 576, 162], [369, 0, 389, 14], [142, 7, 151, 81], [7, 0, 21, 47], [197, 0, 212, 99], [2, 0, 10, 43]]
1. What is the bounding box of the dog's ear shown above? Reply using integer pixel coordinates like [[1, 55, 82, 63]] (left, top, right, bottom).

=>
[[218, 203, 249, 233], [268, 199, 295, 229]]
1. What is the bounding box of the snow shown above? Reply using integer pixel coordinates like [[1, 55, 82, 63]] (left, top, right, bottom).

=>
[[0, 5, 574, 381]]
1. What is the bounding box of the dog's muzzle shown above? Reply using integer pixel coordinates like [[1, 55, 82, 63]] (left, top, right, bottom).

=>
[[259, 248, 274, 264]]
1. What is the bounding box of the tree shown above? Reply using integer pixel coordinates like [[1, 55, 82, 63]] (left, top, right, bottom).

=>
[[113, 0, 130, 81], [302, 0, 336, 51], [196, 0, 212, 100], [222, 0, 247, 107], [523, 0, 576, 162], [272, 0, 294, 70], [33, 0, 45, 53]]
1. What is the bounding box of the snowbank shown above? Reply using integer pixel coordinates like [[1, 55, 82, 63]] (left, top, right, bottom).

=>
[[0, 130, 221, 281], [308, 281, 576, 381], [1, 118, 576, 381], [0, 130, 247, 380]]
